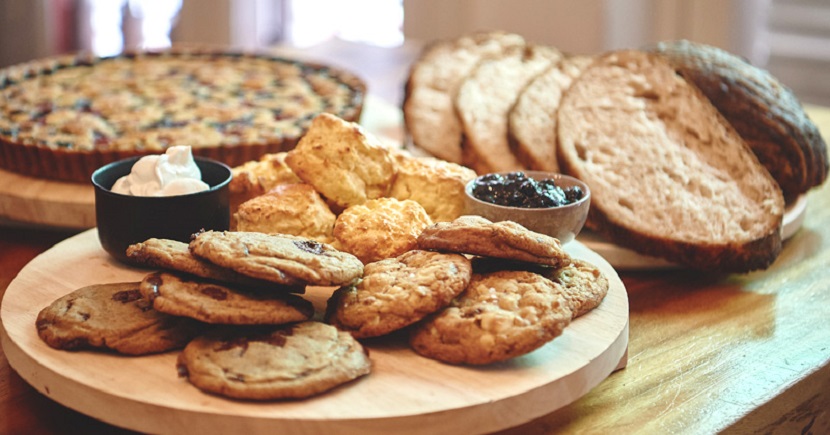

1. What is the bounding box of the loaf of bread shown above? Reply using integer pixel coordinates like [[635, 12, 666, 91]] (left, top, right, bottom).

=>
[[403, 31, 525, 164], [456, 44, 562, 173], [556, 50, 785, 272], [655, 39, 829, 202], [508, 55, 593, 173]]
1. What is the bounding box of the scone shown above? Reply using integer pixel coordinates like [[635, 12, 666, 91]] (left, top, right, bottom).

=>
[[229, 152, 301, 223], [140, 272, 314, 325], [389, 152, 478, 222], [234, 183, 337, 243], [190, 231, 364, 286], [177, 322, 371, 400], [285, 113, 396, 209], [36, 282, 202, 355], [333, 197, 433, 264], [409, 270, 572, 365], [326, 250, 472, 338], [126, 238, 303, 292], [417, 215, 571, 268]]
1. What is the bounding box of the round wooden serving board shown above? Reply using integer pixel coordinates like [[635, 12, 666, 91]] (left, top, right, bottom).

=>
[[1, 229, 628, 435]]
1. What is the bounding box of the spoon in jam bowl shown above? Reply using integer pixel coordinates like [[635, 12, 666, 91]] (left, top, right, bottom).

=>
[[463, 171, 591, 243]]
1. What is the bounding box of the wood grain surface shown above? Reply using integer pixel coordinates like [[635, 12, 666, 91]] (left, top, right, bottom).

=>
[[1, 230, 628, 435]]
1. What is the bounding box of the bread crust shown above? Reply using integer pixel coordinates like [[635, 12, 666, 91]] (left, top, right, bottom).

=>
[[655, 40, 828, 202], [402, 31, 526, 163], [507, 55, 594, 172], [557, 50, 784, 273], [456, 44, 562, 174]]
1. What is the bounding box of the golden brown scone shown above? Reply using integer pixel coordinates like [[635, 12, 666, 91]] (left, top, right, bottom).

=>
[[234, 183, 337, 244], [229, 152, 301, 227], [389, 151, 477, 222], [333, 197, 433, 264], [285, 113, 396, 209]]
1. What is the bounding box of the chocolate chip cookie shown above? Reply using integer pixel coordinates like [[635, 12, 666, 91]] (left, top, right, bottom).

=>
[[326, 250, 472, 338], [409, 270, 572, 365], [189, 231, 363, 286], [139, 272, 314, 325], [417, 215, 571, 267], [126, 238, 303, 292], [36, 282, 202, 355], [177, 322, 372, 400]]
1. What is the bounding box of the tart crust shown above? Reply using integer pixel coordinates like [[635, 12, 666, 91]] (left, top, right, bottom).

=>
[[0, 48, 365, 182]]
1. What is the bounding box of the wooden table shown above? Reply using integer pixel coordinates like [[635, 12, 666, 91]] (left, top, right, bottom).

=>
[[2, 40, 830, 434]]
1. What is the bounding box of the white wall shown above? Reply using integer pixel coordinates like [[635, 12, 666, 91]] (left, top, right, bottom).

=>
[[402, 0, 764, 60]]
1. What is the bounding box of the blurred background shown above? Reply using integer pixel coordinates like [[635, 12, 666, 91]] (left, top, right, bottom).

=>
[[1, 0, 829, 106]]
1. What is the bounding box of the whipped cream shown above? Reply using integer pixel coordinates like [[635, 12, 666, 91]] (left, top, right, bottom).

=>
[[111, 146, 210, 196]]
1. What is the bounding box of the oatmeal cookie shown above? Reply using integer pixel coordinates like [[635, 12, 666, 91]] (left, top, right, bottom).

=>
[[285, 113, 396, 208], [139, 272, 314, 325], [177, 322, 371, 400], [409, 270, 572, 365], [36, 282, 202, 355], [190, 231, 363, 286], [389, 152, 477, 222], [417, 215, 571, 267], [541, 259, 609, 318], [234, 183, 336, 243], [125, 238, 303, 292], [333, 198, 433, 263], [326, 250, 472, 338]]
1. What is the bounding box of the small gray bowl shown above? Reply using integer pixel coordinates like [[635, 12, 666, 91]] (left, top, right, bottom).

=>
[[92, 156, 232, 264], [464, 171, 591, 243]]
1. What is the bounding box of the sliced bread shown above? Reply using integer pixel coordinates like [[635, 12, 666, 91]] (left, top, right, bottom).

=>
[[655, 39, 828, 202], [507, 55, 593, 172], [402, 31, 526, 164], [456, 44, 563, 174], [557, 50, 785, 273]]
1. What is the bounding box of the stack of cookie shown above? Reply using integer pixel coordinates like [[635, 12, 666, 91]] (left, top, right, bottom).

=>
[[37, 231, 373, 400], [326, 215, 609, 365], [36, 216, 609, 399], [35, 112, 610, 400]]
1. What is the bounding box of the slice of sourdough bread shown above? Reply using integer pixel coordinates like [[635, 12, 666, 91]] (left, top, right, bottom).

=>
[[456, 44, 562, 174], [655, 39, 828, 202], [508, 55, 593, 172], [557, 50, 785, 273], [403, 31, 526, 164]]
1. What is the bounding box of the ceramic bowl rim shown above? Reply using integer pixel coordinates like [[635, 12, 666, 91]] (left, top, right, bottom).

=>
[[464, 171, 591, 212]]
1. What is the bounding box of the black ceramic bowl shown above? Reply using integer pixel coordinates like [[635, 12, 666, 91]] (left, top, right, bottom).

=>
[[92, 156, 232, 264]]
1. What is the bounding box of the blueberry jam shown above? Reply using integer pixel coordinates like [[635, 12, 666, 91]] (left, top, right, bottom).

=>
[[471, 172, 584, 208]]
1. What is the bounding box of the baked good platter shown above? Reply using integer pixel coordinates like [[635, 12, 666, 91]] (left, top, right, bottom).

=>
[[1, 229, 628, 435], [0, 93, 806, 269]]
